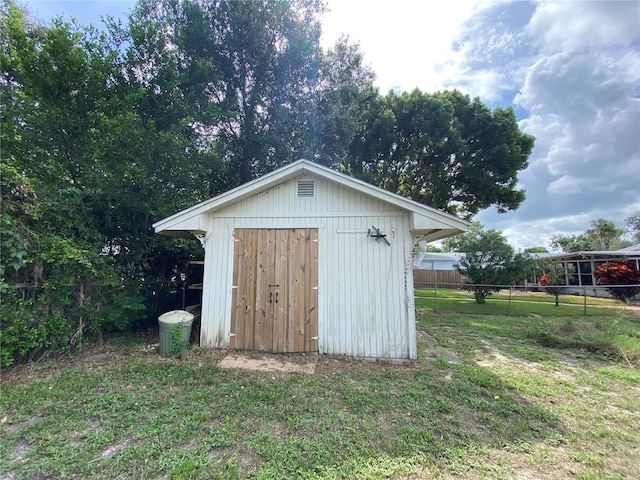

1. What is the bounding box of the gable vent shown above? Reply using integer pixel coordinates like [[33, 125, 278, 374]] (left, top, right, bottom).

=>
[[297, 180, 315, 198]]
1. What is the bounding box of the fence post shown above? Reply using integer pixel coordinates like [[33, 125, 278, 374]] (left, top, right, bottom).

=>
[[508, 285, 512, 315], [583, 286, 587, 316], [434, 281, 438, 314]]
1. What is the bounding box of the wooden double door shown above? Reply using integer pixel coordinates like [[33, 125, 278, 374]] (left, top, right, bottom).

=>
[[230, 228, 318, 353]]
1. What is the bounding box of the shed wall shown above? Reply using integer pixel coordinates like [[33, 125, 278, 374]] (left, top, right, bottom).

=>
[[198, 175, 417, 359]]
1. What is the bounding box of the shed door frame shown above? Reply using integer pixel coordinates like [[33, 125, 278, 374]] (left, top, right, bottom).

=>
[[230, 228, 318, 353]]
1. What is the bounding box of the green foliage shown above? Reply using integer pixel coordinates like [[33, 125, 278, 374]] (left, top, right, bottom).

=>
[[102, 294, 148, 332], [587, 219, 627, 250], [550, 218, 629, 252], [446, 225, 533, 303], [0, 1, 199, 363], [0, 297, 73, 366], [128, 0, 327, 185], [625, 212, 640, 244], [524, 246, 549, 253], [0, 159, 123, 366], [0, 163, 39, 279], [343, 89, 534, 218], [169, 321, 188, 356], [313, 37, 377, 167]]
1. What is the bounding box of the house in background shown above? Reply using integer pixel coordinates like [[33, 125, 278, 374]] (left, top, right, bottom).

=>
[[412, 252, 466, 288], [538, 244, 640, 297], [413, 252, 465, 271], [153, 159, 469, 360]]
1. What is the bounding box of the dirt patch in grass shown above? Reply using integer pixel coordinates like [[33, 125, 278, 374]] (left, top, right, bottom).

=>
[[6, 415, 43, 434], [89, 439, 131, 463], [218, 353, 317, 374]]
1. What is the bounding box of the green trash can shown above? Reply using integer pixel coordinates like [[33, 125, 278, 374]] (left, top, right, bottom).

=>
[[158, 310, 195, 355]]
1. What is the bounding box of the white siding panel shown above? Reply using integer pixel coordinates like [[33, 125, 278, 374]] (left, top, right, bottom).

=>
[[200, 222, 234, 348], [319, 214, 414, 359], [216, 176, 398, 217]]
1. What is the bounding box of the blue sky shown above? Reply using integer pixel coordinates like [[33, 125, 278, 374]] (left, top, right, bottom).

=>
[[20, 0, 640, 250]]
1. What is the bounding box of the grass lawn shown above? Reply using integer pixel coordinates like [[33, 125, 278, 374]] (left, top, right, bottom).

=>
[[1, 307, 639, 479]]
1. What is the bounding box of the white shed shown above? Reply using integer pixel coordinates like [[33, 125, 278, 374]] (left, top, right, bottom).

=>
[[153, 159, 469, 360]]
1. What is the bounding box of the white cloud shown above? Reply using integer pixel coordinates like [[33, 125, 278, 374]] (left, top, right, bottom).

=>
[[467, 0, 640, 250], [527, 1, 640, 54], [321, 0, 484, 93], [546, 175, 581, 195]]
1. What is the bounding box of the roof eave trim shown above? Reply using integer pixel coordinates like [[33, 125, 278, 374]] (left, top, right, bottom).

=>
[[153, 159, 471, 234]]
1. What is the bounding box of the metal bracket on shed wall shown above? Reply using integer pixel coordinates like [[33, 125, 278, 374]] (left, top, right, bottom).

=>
[[368, 226, 391, 245]]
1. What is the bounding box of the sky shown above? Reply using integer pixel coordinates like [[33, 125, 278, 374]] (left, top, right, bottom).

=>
[[19, 0, 640, 251]]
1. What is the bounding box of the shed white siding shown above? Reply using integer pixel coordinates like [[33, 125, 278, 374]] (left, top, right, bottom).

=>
[[197, 176, 415, 359]]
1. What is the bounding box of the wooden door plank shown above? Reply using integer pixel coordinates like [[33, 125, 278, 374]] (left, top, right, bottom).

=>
[[233, 229, 248, 350], [255, 229, 273, 351], [243, 229, 257, 350], [231, 229, 257, 350], [272, 229, 289, 352], [286, 229, 301, 352]]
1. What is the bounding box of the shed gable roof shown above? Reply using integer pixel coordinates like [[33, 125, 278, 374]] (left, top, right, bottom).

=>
[[153, 159, 470, 242]]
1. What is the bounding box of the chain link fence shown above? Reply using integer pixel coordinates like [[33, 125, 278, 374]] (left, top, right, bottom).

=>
[[414, 283, 640, 316]]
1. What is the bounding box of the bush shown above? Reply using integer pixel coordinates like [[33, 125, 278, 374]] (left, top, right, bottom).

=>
[[0, 296, 75, 366], [539, 272, 564, 306], [593, 261, 640, 303], [102, 294, 148, 332]]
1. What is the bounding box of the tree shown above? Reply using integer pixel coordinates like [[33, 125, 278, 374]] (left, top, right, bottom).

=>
[[2, 0, 212, 279], [447, 226, 532, 303], [129, 0, 327, 185], [550, 218, 628, 252], [626, 213, 640, 244], [587, 219, 626, 250], [538, 264, 564, 306], [593, 262, 640, 303], [442, 221, 482, 251], [0, 2, 202, 364], [549, 233, 593, 253], [0, 163, 39, 283], [312, 36, 377, 168], [524, 246, 549, 253], [343, 89, 535, 218]]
